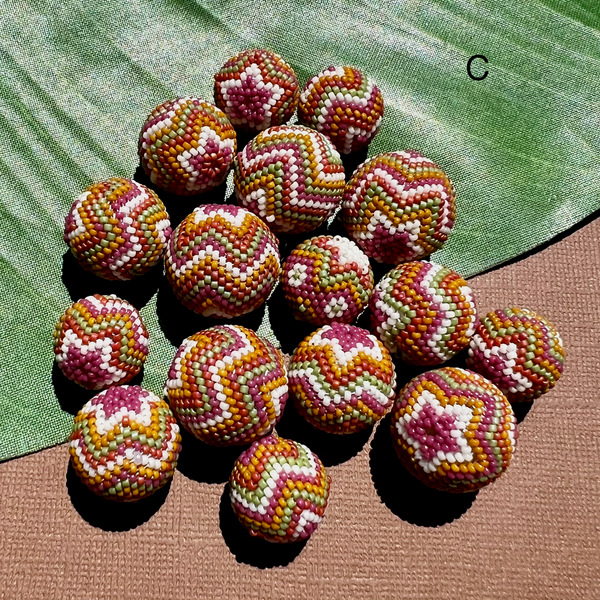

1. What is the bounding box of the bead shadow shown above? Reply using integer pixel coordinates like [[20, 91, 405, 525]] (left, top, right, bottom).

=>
[[340, 146, 368, 179], [61, 250, 162, 310], [369, 415, 477, 527], [219, 483, 307, 568], [511, 401, 533, 424], [66, 461, 171, 531]]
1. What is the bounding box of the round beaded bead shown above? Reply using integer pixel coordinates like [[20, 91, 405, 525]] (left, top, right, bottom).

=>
[[164, 204, 281, 318], [370, 261, 477, 366], [390, 367, 517, 493], [282, 235, 374, 325], [298, 66, 384, 154], [214, 49, 299, 132], [53, 294, 149, 390], [138, 97, 237, 196], [233, 125, 345, 234], [64, 178, 171, 280], [165, 325, 288, 445], [289, 323, 396, 434], [466, 308, 565, 402], [229, 435, 330, 542], [340, 151, 456, 264], [69, 385, 181, 501]]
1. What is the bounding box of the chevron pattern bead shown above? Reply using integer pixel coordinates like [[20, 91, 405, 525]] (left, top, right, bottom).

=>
[[289, 323, 396, 434], [370, 261, 477, 366], [214, 48, 299, 132], [229, 435, 330, 542], [298, 66, 384, 154], [53, 294, 149, 390], [138, 97, 237, 196], [164, 204, 281, 318], [341, 151, 456, 264], [165, 325, 288, 446], [233, 125, 345, 234], [64, 178, 171, 281], [466, 308, 565, 402], [69, 385, 181, 501], [391, 368, 518, 493]]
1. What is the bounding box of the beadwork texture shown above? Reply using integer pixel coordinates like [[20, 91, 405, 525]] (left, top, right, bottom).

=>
[[53, 294, 148, 390], [233, 125, 345, 234], [340, 151, 456, 264], [298, 66, 384, 154], [282, 235, 374, 325], [165, 325, 288, 445], [214, 49, 299, 132], [289, 323, 396, 434], [164, 204, 280, 318], [229, 435, 330, 542], [466, 308, 565, 402], [64, 178, 171, 280], [390, 367, 517, 493], [370, 261, 477, 366], [69, 385, 181, 501], [138, 97, 236, 196]]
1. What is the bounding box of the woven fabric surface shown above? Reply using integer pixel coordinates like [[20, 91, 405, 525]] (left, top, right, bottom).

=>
[[0, 0, 599, 461]]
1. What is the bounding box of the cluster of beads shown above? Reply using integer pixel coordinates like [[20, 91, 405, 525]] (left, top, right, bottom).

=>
[[370, 261, 477, 366], [138, 97, 237, 195], [64, 178, 171, 280], [340, 151, 456, 264], [298, 66, 384, 154], [69, 386, 181, 501], [467, 308, 565, 402], [214, 49, 299, 132], [53, 294, 148, 390], [289, 323, 396, 434], [233, 125, 345, 234], [282, 235, 374, 325], [390, 368, 517, 493], [164, 204, 280, 318], [229, 434, 330, 542], [164, 325, 288, 445]]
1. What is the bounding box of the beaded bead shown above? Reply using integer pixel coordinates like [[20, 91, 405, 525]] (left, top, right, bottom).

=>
[[298, 66, 384, 154], [289, 323, 396, 434], [165, 325, 288, 445], [138, 97, 236, 196], [390, 367, 517, 493], [233, 125, 345, 234], [164, 204, 280, 318], [214, 48, 299, 132], [340, 151, 456, 264], [229, 434, 330, 542], [64, 178, 171, 280], [69, 385, 181, 501], [281, 235, 374, 325], [53, 294, 149, 390], [369, 261, 477, 366], [466, 308, 565, 402]]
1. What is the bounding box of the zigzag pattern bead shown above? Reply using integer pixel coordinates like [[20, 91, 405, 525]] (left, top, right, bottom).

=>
[[138, 97, 237, 196], [164, 204, 281, 318], [229, 435, 330, 542], [64, 178, 171, 281], [390, 368, 518, 493], [370, 261, 477, 366], [341, 151, 456, 264], [466, 308, 565, 402], [282, 235, 374, 325], [214, 49, 299, 132], [165, 325, 288, 446], [53, 294, 149, 390], [233, 125, 345, 234], [289, 323, 396, 434], [69, 386, 181, 501], [298, 66, 384, 154]]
